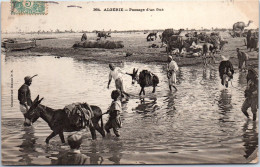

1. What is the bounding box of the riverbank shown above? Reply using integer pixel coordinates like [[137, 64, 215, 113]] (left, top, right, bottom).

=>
[[2, 32, 259, 67]]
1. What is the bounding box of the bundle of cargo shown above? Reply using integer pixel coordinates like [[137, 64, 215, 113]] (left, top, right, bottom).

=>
[[189, 43, 202, 53], [73, 40, 124, 49], [104, 41, 124, 49]]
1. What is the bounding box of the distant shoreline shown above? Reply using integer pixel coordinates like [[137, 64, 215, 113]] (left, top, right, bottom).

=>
[[2, 31, 258, 68]]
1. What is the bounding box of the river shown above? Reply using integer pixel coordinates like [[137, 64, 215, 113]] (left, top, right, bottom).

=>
[[1, 55, 258, 165]]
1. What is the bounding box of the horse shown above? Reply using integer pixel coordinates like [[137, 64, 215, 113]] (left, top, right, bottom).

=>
[[24, 96, 105, 144], [146, 32, 157, 41], [127, 68, 159, 95]]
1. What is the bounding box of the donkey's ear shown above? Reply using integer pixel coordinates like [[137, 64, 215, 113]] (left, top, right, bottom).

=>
[[126, 72, 133, 77], [135, 69, 139, 74], [133, 68, 135, 73], [38, 98, 44, 104], [32, 95, 39, 105]]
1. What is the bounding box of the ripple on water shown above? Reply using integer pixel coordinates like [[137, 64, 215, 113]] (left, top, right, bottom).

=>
[[1, 56, 258, 165]]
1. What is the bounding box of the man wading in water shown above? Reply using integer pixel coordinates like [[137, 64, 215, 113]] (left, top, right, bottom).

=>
[[242, 68, 258, 121], [18, 75, 37, 126], [167, 56, 179, 91], [104, 90, 122, 137], [107, 63, 130, 98]]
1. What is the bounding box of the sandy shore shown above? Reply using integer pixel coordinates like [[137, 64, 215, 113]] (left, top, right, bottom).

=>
[[2, 32, 259, 67]]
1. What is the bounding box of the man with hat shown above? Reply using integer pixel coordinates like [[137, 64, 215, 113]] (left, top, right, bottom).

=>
[[107, 63, 129, 98], [18, 75, 37, 126], [57, 134, 89, 165], [167, 56, 179, 91]]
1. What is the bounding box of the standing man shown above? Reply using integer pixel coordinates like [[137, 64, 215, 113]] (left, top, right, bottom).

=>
[[81, 32, 87, 41], [18, 75, 37, 126], [167, 56, 179, 91], [108, 63, 129, 98], [237, 48, 249, 71], [202, 43, 208, 66], [242, 68, 258, 121]]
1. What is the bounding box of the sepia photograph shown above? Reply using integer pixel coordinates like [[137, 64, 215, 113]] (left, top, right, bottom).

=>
[[1, 0, 259, 165]]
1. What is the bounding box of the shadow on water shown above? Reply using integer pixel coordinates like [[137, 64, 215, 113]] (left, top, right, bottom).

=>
[[134, 97, 159, 114], [17, 127, 37, 165], [242, 120, 258, 159]]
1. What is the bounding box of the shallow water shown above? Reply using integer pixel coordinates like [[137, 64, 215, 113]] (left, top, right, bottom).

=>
[[1, 55, 258, 165]]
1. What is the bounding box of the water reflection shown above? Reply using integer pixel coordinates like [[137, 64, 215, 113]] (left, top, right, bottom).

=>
[[217, 89, 232, 123], [189, 68, 198, 82], [1, 56, 256, 164], [238, 71, 247, 86], [164, 91, 177, 116], [202, 67, 217, 81], [242, 120, 258, 159], [107, 141, 123, 164], [218, 89, 232, 113], [88, 142, 104, 165], [17, 127, 37, 165]]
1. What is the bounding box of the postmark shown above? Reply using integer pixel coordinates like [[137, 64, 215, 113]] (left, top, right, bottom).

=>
[[11, 0, 47, 15]]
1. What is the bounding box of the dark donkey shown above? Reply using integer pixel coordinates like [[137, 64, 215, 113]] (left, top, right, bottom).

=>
[[127, 68, 159, 95], [25, 96, 105, 144], [146, 32, 157, 41]]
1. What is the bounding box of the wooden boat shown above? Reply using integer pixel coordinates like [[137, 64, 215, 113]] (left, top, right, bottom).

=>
[[1, 39, 36, 51]]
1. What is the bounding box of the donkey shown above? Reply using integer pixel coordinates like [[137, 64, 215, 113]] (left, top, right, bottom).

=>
[[25, 95, 105, 144], [96, 31, 111, 39], [127, 68, 159, 96], [146, 32, 157, 41]]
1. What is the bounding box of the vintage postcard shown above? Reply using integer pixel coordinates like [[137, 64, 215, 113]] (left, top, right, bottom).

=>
[[1, 0, 259, 165]]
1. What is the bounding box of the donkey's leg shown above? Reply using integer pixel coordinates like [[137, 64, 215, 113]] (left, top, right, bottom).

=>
[[92, 118, 106, 137], [45, 131, 58, 144], [139, 87, 143, 96], [152, 86, 156, 93], [89, 122, 97, 140], [93, 120, 105, 137], [143, 88, 145, 95], [59, 132, 65, 143]]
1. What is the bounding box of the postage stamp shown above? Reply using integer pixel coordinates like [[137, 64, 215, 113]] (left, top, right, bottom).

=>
[[11, 0, 47, 15]]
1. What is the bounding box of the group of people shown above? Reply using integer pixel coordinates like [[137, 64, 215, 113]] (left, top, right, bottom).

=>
[[17, 48, 257, 164], [218, 47, 258, 121]]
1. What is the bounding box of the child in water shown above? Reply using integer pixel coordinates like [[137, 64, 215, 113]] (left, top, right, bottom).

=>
[[105, 90, 122, 137]]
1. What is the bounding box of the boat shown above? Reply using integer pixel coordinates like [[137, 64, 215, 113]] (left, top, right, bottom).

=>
[[1, 39, 36, 51]]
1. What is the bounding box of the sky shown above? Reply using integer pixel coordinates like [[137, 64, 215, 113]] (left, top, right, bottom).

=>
[[1, 0, 259, 32]]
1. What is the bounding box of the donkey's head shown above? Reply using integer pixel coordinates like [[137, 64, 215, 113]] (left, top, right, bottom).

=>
[[126, 68, 139, 85], [24, 95, 44, 125]]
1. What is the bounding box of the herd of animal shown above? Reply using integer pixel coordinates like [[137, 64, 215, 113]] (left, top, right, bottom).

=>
[[80, 20, 257, 56], [144, 20, 258, 56]]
